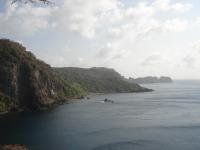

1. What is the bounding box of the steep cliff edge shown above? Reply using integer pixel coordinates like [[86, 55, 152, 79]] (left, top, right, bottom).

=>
[[0, 39, 85, 112]]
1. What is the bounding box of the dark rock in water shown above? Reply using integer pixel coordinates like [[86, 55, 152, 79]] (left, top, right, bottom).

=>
[[0, 144, 29, 150], [9, 105, 19, 112], [87, 97, 90, 100], [104, 98, 114, 103], [79, 96, 85, 99]]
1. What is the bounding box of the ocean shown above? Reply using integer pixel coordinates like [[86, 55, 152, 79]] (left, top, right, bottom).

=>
[[1, 80, 200, 150]]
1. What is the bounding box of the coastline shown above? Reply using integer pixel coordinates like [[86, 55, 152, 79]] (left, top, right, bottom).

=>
[[0, 89, 153, 115]]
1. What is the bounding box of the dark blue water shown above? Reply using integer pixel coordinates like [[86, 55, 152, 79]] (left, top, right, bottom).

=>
[[1, 80, 200, 150]]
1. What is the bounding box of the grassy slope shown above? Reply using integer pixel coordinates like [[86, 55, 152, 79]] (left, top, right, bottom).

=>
[[54, 67, 152, 93]]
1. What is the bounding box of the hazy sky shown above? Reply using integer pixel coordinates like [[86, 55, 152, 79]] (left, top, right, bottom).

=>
[[1, 0, 200, 79]]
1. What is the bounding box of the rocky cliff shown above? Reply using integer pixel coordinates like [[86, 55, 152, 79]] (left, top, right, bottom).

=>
[[0, 39, 85, 112], [0, 39, 152, 113]]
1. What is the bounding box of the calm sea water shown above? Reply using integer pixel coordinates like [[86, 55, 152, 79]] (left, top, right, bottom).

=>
[[1, 80, 200, 150]]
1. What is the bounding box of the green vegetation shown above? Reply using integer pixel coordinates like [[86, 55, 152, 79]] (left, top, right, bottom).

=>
[[0, 39, 86, 112], [54, 67, 152, 93], [0, 91, 16, 112], [0, 39, 151, 113]]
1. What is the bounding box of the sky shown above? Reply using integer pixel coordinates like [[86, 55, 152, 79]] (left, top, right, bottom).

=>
[[1, 0, 200, 79]]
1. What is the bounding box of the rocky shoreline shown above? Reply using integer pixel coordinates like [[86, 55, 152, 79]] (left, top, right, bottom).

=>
[[0, 144, 29, 150]]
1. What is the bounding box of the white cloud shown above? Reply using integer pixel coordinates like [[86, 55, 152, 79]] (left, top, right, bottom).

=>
[[171, 3, 192, 13], [50, 0, 121, 38], [0, 0, 192, 37], [96, 42, 129, 61], [152, 0, 192, 13], [0, 2, 52, 36], [193, 17, 200, 28], [1, 0, 198, 79], [141, 55, 167, 66], [177, 42, 200, 69], [125, 2, 155, 18], [181, 55, 197, 68], [193, 40, 200, 50], [162, 18, 188, 32]]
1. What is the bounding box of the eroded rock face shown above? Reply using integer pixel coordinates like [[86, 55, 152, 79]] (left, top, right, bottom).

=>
[[0, 39, 81, 112]]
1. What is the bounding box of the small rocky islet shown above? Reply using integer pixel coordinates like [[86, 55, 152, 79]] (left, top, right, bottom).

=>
[[0, 144, 29, 150]]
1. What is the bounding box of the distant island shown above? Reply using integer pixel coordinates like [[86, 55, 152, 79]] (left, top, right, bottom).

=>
[[127, 76, 173, 84], [0, 39, 152, 113]]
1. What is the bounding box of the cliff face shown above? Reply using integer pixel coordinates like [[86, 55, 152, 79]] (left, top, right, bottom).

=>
[[128, 76, 173, 84], [54, 67, 152, 93], [0, 39, 84, 112]]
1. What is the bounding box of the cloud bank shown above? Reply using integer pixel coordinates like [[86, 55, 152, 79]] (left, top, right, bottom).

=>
[[1, 0, 200, 79]]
